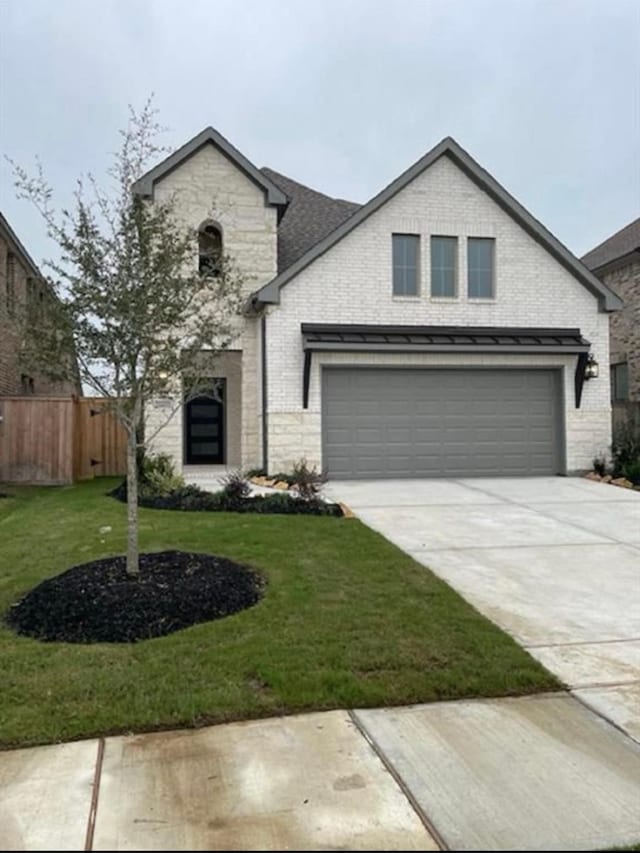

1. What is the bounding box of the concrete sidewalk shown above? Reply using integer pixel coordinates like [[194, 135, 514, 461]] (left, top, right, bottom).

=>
[[2, 694, 640, 851]]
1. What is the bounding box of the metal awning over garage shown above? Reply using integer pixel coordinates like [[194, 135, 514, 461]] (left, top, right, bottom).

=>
[[300, 324, 592, 409]]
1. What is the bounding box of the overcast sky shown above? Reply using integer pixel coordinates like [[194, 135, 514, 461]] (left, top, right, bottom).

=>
[[1, 0, 639, 269]]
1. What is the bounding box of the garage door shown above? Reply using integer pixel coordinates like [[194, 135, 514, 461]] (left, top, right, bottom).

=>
[[322, 368, 563, 479]]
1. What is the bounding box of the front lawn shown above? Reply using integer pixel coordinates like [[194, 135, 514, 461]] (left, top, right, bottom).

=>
[[0, 479, 559, 748]]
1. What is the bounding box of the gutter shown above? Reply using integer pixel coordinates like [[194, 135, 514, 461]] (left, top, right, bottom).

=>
[[261, 313, 268, 473]]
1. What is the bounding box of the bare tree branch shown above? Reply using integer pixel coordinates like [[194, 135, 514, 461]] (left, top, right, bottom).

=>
[[8, 98, 245, 576]]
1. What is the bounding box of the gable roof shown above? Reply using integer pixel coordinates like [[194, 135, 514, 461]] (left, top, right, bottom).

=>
[[252, 136, 622, 312], [0, 210, 43, 279], [260, 167, 360, 273], [581, 216, 640, 273], [132, 127, 288, 213]]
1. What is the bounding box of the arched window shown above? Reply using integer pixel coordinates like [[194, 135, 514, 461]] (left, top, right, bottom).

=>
[[198, 222, 222, 276]]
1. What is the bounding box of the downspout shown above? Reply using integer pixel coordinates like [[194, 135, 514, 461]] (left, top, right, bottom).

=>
[[261, 311, 268, 473]]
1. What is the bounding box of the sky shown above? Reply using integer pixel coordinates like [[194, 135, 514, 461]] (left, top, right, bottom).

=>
[[1, 0, 639, 270]]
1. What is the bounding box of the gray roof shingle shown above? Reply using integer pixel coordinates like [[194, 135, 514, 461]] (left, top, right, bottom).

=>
[[581, 216, 640, 271], [260, 167, 360, 273]]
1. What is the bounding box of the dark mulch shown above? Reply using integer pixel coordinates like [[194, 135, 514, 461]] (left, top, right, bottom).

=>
[[5, 550, 265, 644], [109, 480, 343, 516]]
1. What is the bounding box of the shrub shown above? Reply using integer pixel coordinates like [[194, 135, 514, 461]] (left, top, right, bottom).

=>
[[221, 470, 251, 504], [611, 418, 640, 482], [290, 458, 327, 501], [622, 458, 640, 485], [109, 481, 343, 516], [592, 454, 608, 477], [140, 453, 185, 497], [245, 467, 266, 479]]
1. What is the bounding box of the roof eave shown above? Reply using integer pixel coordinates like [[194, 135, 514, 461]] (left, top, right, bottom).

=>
[[0, 212, 43, 280], [251, 137, 623, 313], [588, 247, 640, 279], [131, 127, 289, 211]]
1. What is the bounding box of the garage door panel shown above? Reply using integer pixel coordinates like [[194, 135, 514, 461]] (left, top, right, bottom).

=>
[[323, 368, 562, 479]]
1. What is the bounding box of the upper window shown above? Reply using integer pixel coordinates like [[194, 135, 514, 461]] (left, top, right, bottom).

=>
[[198, 223, 222, 276], [430, 236, 458, 298], [6, 251, 16, 316], [611, 362, 629, 402], [392, 234, 420, 297], [467, 237, 495, 299]]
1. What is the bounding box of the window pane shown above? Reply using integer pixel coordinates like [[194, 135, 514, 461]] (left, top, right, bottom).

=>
[[392, 234, 419, 296], [468, 238, 494, 298], [431, 236, 457, 297], [612, 363, 629, 401]]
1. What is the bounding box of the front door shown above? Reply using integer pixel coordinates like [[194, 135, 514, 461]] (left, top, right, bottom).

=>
[[184, 381, 225, 464]]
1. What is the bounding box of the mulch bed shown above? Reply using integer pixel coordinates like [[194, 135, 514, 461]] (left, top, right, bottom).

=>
[[109, 480, 344, 516], [5, 550, 264, 644]]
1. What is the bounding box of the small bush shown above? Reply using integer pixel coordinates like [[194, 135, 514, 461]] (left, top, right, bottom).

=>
[[140, 453, 185, 497], [622, 458, 640, 485], [245, 467, 266, 479], [109, 481, 342, 516], [221, 470, 251, 504], [612, 424, 640, 478], [592, 454, 608, 477], [290, 458, 327, 501]]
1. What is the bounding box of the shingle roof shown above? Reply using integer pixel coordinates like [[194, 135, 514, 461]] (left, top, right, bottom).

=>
[[581, 217, 640, 272], [260, 167, 360, 273]]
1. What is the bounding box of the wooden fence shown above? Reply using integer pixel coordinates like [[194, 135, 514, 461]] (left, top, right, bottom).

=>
[[0, 397, 127, 485]]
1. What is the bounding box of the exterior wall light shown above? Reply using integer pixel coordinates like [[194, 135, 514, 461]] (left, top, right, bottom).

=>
[[585, 355, 599, 380]]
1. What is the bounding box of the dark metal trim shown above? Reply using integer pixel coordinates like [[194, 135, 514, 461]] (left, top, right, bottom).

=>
[[303, 324, 593, 410], [132, 127, 288, 211], [304, 342, 588, 355], [261, 314, 268, 471], [253, 138, 622, 312], [303, 323, 583, 336], [302, 349, 312, 409], [575, 351, 589, 409], [301, 323, 591, 355]]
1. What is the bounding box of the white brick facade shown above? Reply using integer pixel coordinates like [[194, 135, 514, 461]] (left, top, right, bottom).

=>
[[265, 155, 611, 474]]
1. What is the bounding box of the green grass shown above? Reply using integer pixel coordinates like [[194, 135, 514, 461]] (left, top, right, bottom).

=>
[[0, 479, 559, 748]]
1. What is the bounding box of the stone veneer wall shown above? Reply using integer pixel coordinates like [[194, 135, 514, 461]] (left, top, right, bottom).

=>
[[147, 143, 277, 469], [604, 259, 640, 401], [147, 350, 244, 469]]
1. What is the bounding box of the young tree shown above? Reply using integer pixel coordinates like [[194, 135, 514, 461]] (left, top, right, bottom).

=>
[[10, 101, 245, 576]]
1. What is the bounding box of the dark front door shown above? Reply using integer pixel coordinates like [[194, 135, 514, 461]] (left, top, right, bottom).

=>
[[184, 382, 225, 464]]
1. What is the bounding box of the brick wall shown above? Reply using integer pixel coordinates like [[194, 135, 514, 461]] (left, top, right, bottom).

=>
[[0, 229, 78, 397], [265, 154, 611, 474], [603, 259, 640, 401]]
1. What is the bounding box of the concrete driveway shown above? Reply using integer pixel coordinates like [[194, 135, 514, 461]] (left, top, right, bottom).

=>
[[326, 476, 640, 740]]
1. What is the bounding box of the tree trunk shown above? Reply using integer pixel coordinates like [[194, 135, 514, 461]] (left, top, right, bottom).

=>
[[126, 426, 140, 577]]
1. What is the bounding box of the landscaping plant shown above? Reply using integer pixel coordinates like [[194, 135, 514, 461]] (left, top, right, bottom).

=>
[[9, 99, 244, 575], [290, 458, 327, 501], [612, 417, 640, 484], [221, 470, 251, 505]]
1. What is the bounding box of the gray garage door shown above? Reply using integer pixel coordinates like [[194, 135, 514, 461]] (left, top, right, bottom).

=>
[[322, 368, 563, 479]]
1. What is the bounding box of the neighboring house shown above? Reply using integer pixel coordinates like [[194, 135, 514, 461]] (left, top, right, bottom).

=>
[[141, 128, 621, 479], [582, 217, 640, 404], [0, 212, 80, 397]]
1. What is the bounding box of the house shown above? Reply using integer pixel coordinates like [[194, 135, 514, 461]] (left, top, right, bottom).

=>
[[0, 211, 80, 397], [582, 217, 640, 404], [140, 128, 621, 479]]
